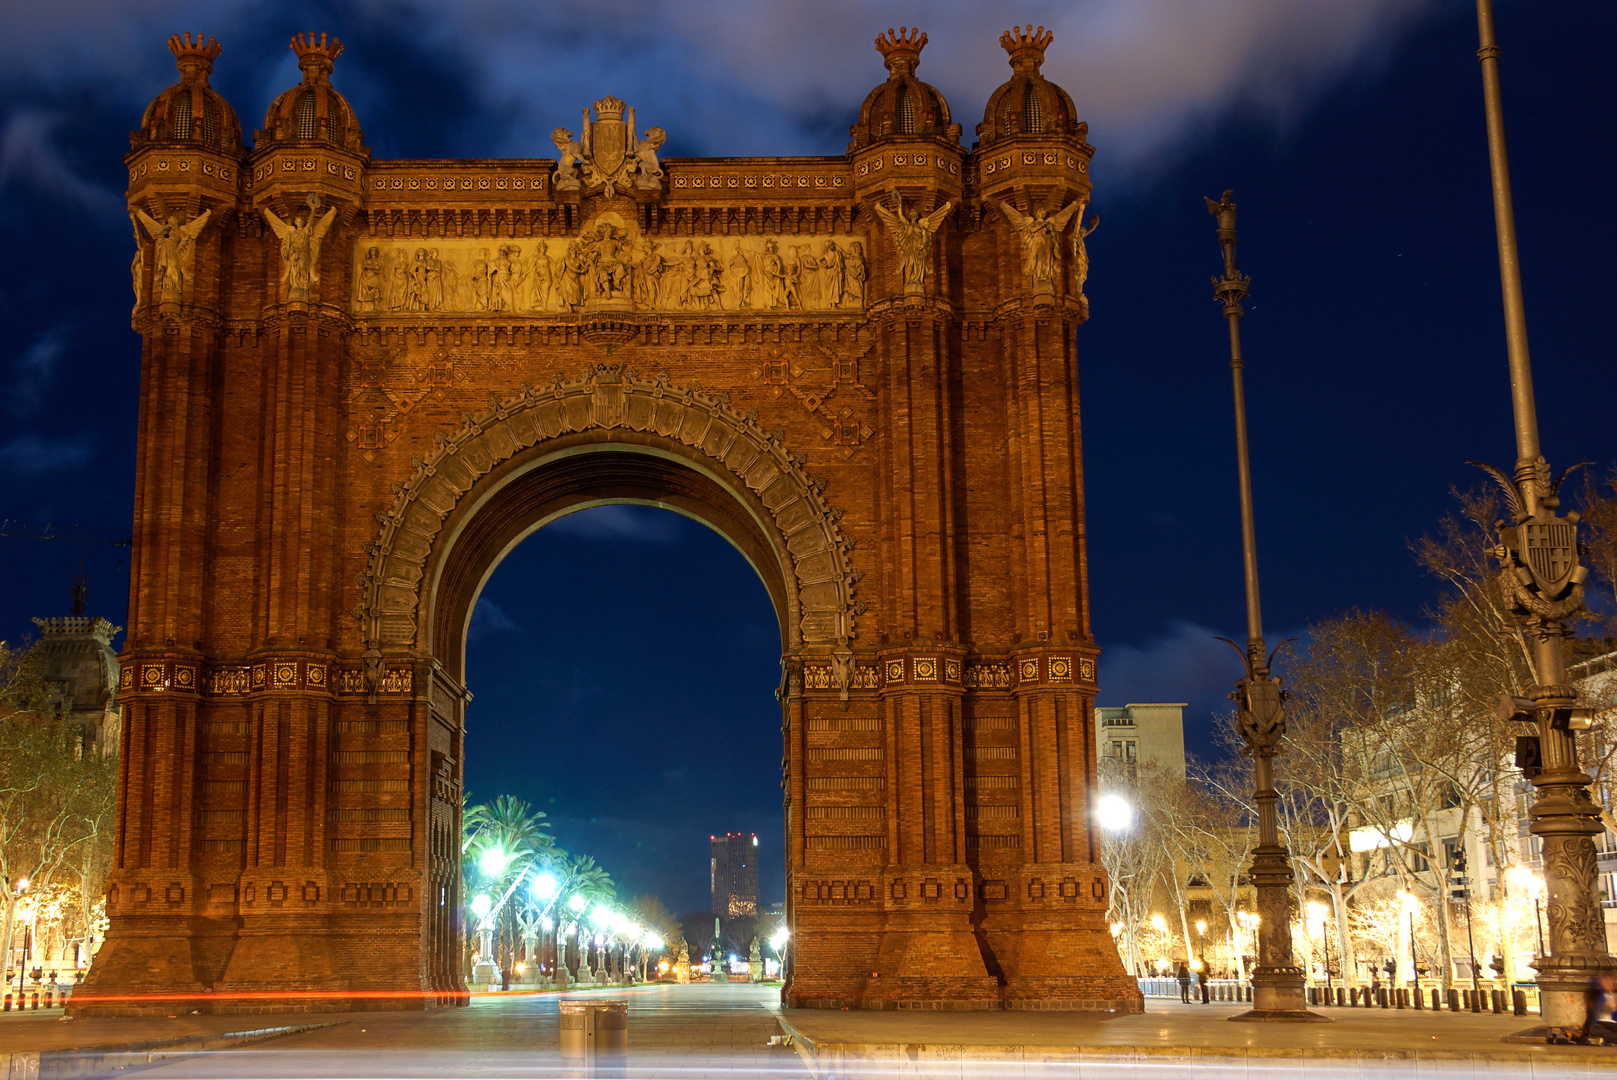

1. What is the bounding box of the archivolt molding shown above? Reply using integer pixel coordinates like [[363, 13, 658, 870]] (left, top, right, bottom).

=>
[[356, 363, 862, 661]]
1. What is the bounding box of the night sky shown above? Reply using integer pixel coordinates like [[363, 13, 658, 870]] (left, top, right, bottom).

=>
[[1, 1, 1613, 915]]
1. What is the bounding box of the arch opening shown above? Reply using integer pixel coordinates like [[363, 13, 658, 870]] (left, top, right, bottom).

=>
[[461, 501, 788, 978]]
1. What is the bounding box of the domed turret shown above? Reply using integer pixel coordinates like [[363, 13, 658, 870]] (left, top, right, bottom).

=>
[[849, 27, 959, 149], [258, 33, 364, 152], [133, 33, 241, 153], [977, 26, 1085, 146]]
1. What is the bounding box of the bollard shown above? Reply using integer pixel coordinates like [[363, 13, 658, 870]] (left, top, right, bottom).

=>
[[1396, 988, 1406, 1009], [1334, 987, 1343, 1008], [30, 992, 39, 1010], [1431, 989, 1441, 1011], [1490, 988, 1502, 1013], [1470, 989, 1482, 1014], [1308, 987, 1317, 1006], [559, 999, 628, 1061], [1413, 987, 1422, 1009], [1379, 988, 1389, 1009], [1446, 989, 1459, 1012], [1513, 989, 1527, 1017], [43, 989, 52, 1008], [2, 992, 9, 1012]]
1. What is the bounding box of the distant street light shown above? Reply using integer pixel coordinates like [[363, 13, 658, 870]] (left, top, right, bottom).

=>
[[470, 894, 493, 919], [1096, 794, 1134, 833], [532, 872, 559, 901]]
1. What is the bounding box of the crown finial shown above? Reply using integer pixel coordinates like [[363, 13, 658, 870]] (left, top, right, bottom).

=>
[[1000, 25, 1053, 73], [167, 32, 222, 78], [290, 32, 343, 80], [593, 95, 626, 121], [875, 26, 927, 77]]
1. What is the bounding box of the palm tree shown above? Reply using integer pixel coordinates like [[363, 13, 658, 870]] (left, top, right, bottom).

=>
[[461, 795, 555, 982]]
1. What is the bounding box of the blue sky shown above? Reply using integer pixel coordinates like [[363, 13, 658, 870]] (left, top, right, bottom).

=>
[[1, 0, 1612, 913]]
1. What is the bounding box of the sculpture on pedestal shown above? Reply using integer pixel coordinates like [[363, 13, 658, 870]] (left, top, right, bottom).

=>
[[997, 200, 1081, 295], [874, 195, 953, 295], [133, 207, 212, 306], [263, 194, 336, 303]]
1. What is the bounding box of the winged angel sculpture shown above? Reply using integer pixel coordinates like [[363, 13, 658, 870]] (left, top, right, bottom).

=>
[[997, 200, 1082, 293], [874, 195, 954, 294], [133, 207, 212, 306], [263, 194, 338, 303]]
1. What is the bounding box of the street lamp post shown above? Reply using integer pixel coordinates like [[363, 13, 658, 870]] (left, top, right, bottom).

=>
[[1207, 191, 1327, 1023], [1470, 0, 1615, 1030]]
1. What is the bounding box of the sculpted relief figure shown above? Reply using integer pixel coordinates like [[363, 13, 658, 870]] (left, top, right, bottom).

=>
[[997, 200, 1082, 294], [351, 235, 871, 315], [632, 126, 667, 191], [529, 242, 554, 311], [1072, 205, 1100, 297], [129, 215, 145, 315], [551, 128, 584, 191], [845, 241, 866, 307], [819, 241, 845, 309], [263, 195, 337, 304], [134, 207, 213, 306], [874, 195, 954, 295], [356, 246, 384, 311]]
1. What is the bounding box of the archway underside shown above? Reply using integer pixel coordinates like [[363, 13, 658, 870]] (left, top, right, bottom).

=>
[[430, 438, 795, 686]]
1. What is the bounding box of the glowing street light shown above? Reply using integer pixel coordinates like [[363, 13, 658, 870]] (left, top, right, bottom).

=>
[[1149, 913, 1167, 933], [1096, 794, 1134, 832], [470, 894, 493, 920], [770, 927, 790, 952], [568, 893, 586, 913], [532, 872, 559, 901], [478, 846, 508, 878]]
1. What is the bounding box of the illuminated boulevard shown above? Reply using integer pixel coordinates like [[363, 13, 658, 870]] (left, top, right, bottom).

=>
[[4, 984, 1612, 1078]]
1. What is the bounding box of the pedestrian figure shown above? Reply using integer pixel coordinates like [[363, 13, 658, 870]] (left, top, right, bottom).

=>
[[1176, 961, 1191, 1004], [1199, 960, 1210, 1004], [1583, 974, 1617, 1044]]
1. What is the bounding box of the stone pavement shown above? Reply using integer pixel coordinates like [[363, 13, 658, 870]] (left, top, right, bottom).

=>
[[779, 997, 1617, 1078], [10, 984, 1617, 1078], [129, 983, 805, 1078]]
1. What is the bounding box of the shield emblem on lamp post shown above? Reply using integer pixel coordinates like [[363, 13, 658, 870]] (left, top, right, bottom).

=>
[[1522, 517, 1577, 596]]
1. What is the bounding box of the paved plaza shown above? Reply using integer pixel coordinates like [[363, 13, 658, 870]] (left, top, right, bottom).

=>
[[6, 984, 1617, 1078]]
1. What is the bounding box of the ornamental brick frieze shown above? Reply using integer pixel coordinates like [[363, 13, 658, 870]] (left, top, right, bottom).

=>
[[350, 221, 868, 316], [358, 363, 861, 652]]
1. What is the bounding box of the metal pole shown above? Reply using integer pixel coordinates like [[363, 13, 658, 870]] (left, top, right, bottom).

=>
[[1471, 0, 1614, 1030], [1207, 191, 1325, 1023], [1411, 910, 1420, 1000]]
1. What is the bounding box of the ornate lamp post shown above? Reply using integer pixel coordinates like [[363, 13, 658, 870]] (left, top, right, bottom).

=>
[[1207, 191, 1327, 1023], [1470, 0, 1615, 1030]]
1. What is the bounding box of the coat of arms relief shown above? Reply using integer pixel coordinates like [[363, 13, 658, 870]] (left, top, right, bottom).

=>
[[552, 96, 666, 195]]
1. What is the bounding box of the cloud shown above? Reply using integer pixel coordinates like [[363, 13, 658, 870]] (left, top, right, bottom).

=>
[[0, 435, 93, 475], [0, 110, 125, 219], [544, 504, 681, 544], [0, 0, 1437, 170], [10, 329, 67, 414], [1097, 619, 1241, 709], [466, 596, 518, 642]]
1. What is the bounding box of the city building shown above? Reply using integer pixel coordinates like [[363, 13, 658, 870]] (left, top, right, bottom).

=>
[[1096, 703, 1186, 779], [30, 583, 122, 756], [710, 833, 758, 919]]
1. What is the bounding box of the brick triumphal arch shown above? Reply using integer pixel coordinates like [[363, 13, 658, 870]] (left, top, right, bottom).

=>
[[84, 25, 1140, 1013]]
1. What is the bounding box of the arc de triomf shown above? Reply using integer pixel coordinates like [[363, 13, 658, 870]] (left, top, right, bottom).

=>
[[84, 23, 1140, 1014]]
